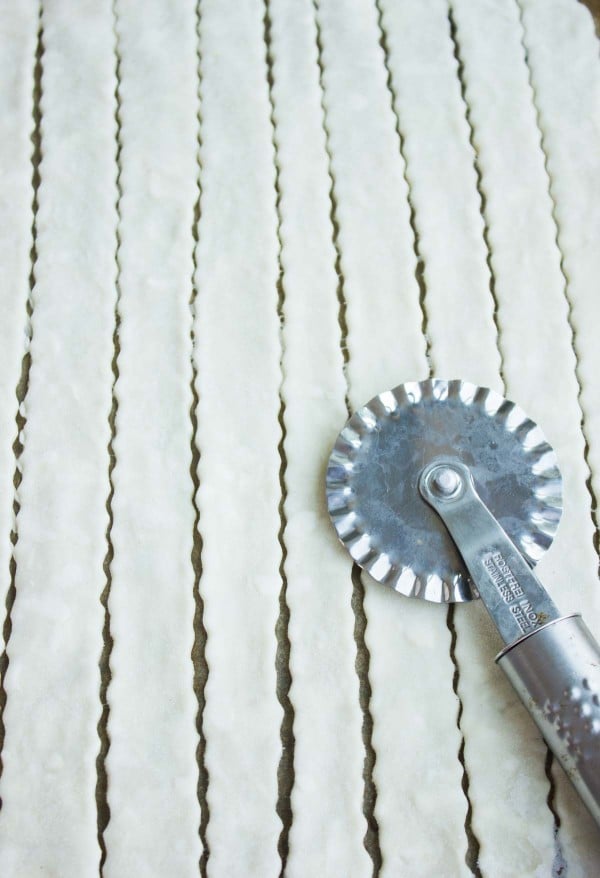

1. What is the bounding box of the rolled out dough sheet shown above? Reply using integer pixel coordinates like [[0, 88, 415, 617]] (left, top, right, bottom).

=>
[[0, 1, 597, 876]]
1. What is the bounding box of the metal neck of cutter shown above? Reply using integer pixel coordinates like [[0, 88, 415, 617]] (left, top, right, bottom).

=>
[[418, 459, 560, 645]]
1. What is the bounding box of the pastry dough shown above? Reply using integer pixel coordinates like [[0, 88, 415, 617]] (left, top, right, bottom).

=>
[[451, 0, 600, 874], [519, 1, 600, 872], [193, 0, 282, 874], [104, 1, 200, 874], [0, 1, 597, 876], [384, 1, 556, 870], [379, 0, 501, 388], [267, 1, 369, 874], [315, 0, 470, 874], [0, 1, 117, 874], [0, 0, 36, 634]]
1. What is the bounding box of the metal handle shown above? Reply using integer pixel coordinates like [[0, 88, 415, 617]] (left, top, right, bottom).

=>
[[418, 460, 560, 644], [497, 614, 600, 825], [418, 459, 600, 826]]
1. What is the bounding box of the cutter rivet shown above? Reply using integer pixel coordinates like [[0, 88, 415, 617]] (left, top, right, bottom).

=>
[[430, 465, 461, 498]]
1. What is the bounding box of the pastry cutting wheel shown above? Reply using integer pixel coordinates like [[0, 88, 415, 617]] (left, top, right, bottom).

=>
[[326, 378, 600, 826]]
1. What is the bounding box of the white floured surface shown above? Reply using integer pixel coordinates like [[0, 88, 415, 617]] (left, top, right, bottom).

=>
[[0, 1, 598, 876]]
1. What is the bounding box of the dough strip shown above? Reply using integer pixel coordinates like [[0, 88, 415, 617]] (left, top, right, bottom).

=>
[[315, 0, 470, 873], [266, 1, 370, 873], [518, 0, 600, 870], [103, 1, 201, 874], [0, 0, 37, 640], [378, 0, 501, 388], [0, 1, 117, 873], [193, 1, 282, 873], [378, 3, 550, 870], [450, 1, 600, 873]]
